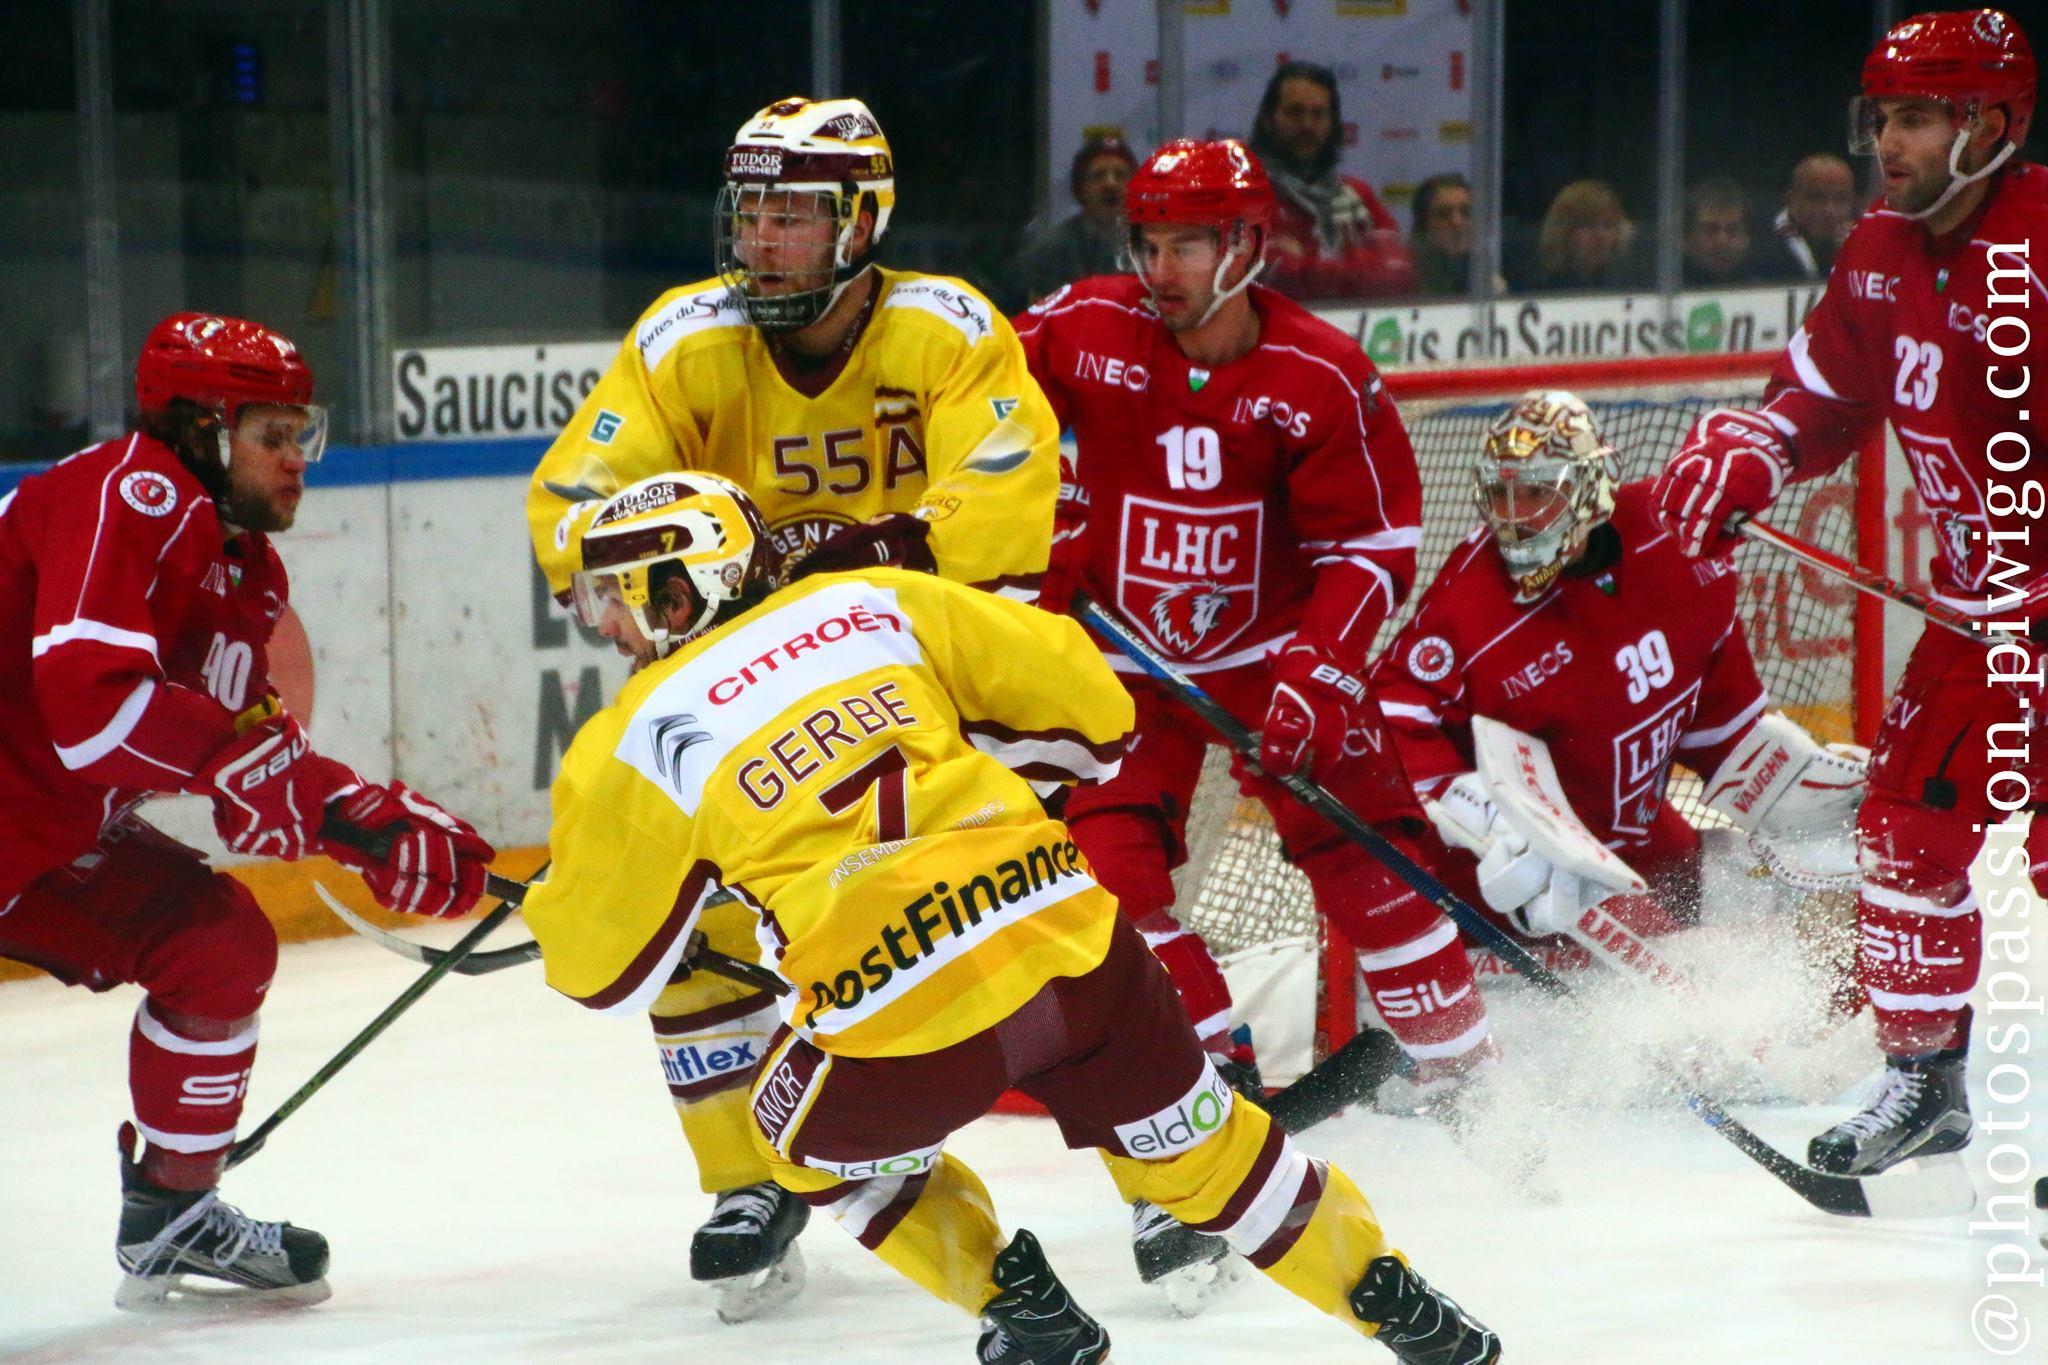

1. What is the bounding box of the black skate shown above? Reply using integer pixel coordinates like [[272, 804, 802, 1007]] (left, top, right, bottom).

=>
[[1808, 1044, 1971, 1176], [1349, 1255, 1501, 1365], [1130, 1198, 1249, 1317], [690, 1180, 809, 1323], [976, 1228, 1110, 1364], [114, 1124, 330, 1311]]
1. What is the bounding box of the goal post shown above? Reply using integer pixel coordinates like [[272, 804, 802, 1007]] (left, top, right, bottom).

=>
[[1171, 351, 1889, 1069]]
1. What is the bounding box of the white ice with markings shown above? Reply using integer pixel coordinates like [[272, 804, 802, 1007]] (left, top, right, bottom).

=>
[[2, 892, 2041, 1364]]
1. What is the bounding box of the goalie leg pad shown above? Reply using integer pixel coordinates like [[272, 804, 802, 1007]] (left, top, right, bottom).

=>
[[1856, 794, 1984, 1055]]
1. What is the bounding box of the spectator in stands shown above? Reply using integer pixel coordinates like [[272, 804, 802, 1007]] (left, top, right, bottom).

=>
[[1410, 172, 1502, 297], [1521, 179, 1650, 293], [1248, 61, 1416, 301], [1754, 153, 1858, 282], [1680, 178, 1756, 287], [1009, 134, 1139, 307]]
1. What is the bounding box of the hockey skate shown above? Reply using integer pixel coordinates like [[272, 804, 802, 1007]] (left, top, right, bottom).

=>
[[976, 1228, 1110, 1364], [1807, 1043, 1970, 1176], [1349, 1254, 1501, 1365], [114, 1124, 330, 1312], [1130, 1198, 1250, 1318], [690, 1180, 810, 1323], [1372, 1042, 1557, 1205]]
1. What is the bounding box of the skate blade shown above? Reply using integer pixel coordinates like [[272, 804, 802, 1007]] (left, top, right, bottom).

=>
[[713, 1243, 806, 1324], [1158, 1251, 1252, 1319], [1860, 1152, 1976, 1219], [115, 1271, 332, 1313]]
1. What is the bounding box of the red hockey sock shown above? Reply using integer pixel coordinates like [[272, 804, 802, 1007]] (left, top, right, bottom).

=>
[[129, 999, 259, 1190], [1130, 909, 1236, 1052], [1356, 918, 1492, 1062], [1856, 885, 1981, 1055]]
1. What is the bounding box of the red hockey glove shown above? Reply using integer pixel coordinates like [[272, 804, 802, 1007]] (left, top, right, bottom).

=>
[[1652, 408, 1791, 557], [318, 782, 496, 919], [1035, 453, 1091, 616], [782, 513, 938, 585], [1261, 639, 1384, 784], [185, 706, 364, 861]]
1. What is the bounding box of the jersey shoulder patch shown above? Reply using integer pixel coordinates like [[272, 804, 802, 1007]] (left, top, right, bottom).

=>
[[880, 273, 999, 346], [635, 280, 748, 372]]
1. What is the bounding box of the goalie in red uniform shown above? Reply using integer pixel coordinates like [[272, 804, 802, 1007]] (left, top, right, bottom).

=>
[[0, 315, 495, 1309], [1653, 9, 2045, 1175], [1372, 393, 1868, 1104], [1016, 139, 1492, 1293]]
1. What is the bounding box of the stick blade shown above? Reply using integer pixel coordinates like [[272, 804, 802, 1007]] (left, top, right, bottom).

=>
[[1263, 1028, 1404, 1133]]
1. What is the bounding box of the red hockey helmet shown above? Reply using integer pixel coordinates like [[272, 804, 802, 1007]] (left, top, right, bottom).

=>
[[1125, 138, 1276, 234], [134, 313, 325, 466], [1859, 9, 2035, 148]]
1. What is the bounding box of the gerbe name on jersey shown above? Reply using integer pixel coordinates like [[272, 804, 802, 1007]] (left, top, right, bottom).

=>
[[735, 680, 917, 812], [800, 838, 1089, 1029]]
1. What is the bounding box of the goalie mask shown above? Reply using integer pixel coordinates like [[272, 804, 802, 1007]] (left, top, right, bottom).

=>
[[715, 96, 896, 333], [1473, 390, 1619, 603], [570, 473, 780, 660]]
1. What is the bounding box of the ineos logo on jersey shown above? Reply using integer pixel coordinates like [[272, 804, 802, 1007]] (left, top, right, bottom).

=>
[[119, 470, 178, 517], [1229, 394, 1312, 438], [1946, 302, 1993, 343], [1846, 271, 1898, 303], [1498, 640, 1575, 701], [1074, 350, 1150, 392]]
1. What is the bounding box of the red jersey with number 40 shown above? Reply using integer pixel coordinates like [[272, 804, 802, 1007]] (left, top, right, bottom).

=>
[[1760, 163, 2048, 617], [1371, 483, 1768, 855], [1014, 275, 1421, 674], [0, 433, 287, 898]]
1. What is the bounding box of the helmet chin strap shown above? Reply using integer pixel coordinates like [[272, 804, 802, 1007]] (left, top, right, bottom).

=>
[[1193, 234, 1265, 328], [1902, 126, 2016, 222]]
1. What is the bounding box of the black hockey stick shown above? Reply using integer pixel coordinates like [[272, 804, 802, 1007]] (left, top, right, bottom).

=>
[[1263, 1025, 1404, 1134], [1077, 597, 1973, 1219]]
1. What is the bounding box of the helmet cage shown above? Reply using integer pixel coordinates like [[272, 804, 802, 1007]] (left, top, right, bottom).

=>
[[1471, 391, 1619, 603], [715, 181, 874, 332]]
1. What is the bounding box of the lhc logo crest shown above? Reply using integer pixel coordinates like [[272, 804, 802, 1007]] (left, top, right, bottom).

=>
[[119, 470, 178, 517], [1117, 496, 1263, 659]]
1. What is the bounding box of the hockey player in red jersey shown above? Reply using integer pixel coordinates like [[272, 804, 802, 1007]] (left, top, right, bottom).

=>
[[1016, 139, 1494, 1291], [1654, 9, 2045, 1175], [0, 314, 496, 1309], [1375, 393, 1865, 1000]]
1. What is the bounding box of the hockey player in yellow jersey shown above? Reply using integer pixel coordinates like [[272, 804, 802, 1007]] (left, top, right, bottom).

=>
[[523, 95, 1060, 1319], [519, 472, 1502, 1364]]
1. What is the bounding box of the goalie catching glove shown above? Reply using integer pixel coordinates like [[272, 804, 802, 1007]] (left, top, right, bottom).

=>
[[318, 783, 497, 919], [1701, 711, 1865, 892]]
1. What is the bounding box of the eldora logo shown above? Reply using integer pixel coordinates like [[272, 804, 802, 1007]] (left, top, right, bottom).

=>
[[119, 470, 178, 517], [1114, 1062, 1234, 1158], [803, 1145, 942, 1181]]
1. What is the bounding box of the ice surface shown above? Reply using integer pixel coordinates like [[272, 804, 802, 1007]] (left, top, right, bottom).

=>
[[2, 905, 2039, 1363]]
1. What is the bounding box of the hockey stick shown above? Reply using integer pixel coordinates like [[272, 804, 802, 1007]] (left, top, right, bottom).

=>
[[1739, 517, 2016, 649], [1076, 596, 1974, 1219], [226, 896, 519, 1170]]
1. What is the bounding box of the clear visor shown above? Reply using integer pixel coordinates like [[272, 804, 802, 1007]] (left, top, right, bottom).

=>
[[1848, 94, 1962, 154], [235, 404, 329, 463], [568, 565, 636, 633]]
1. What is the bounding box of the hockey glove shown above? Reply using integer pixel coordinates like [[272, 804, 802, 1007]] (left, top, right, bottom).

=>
[[318, 782, 496, 919], [185, 703, 365, 861], [1261, 640, 1387, 785], [1034, 454, 1089, 616], [1652, 407, 1791, 557], [782, 512, 938, 586]]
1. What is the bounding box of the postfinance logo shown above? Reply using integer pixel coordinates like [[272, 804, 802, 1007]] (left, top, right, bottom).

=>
[[1114, 1061, 1235, 1158]]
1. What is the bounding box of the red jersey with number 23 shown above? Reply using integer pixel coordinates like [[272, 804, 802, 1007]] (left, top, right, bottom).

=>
[[1014, 275, 1421, 676], [1759, 164, 2048, 617], [1371, 483, 1768, 855], [0, 433, 286, 899]]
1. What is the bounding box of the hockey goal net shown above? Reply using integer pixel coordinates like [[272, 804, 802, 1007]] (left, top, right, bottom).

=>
[[1171, 352, 1887, 1070]]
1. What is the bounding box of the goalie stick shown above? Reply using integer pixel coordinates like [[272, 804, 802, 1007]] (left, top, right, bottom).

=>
[[1076, 596, 1974, 1220]]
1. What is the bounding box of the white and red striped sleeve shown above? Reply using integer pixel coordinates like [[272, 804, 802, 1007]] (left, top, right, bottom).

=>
[[1288, 356, 1423, 670], [29, 439, 238, 789]]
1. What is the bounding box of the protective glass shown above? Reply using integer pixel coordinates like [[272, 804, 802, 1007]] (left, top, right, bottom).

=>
[[233, 404, 329, 464]]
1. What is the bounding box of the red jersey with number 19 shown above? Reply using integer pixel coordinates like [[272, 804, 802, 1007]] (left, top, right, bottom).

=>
[[1758, 163, 2048, 617], [0, 434, 287, 899], [1371, 483, 1768, 856], [1014, 275, 1421, 674]]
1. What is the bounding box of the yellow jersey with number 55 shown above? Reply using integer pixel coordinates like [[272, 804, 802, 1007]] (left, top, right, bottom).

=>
[[527, 268, 1058, 601], [518, 568, 1134, 1059]]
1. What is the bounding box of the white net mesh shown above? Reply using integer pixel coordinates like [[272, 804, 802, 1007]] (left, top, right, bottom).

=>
[[1172, 362, 1869, 959]]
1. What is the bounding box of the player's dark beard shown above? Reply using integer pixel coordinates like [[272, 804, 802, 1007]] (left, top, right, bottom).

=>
[[220, 484, 294, 533]]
